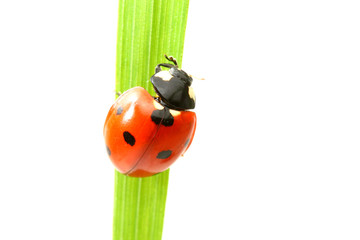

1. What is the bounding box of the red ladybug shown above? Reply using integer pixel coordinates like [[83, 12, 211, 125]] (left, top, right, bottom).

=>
[[104, 56, 197, 177]]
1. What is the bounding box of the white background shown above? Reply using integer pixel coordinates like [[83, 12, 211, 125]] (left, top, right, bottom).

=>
[[1, 0, 360, 239]]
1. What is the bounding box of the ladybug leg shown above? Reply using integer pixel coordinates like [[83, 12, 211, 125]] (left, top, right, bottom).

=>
[[115, 91, 122, 97], [164, 55, 178, 66], [155, 63, 174, 73], [155, 55, 179, 73]]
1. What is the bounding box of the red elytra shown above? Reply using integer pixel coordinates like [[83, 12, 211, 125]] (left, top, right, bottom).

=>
[[103, 87, 196, 177]]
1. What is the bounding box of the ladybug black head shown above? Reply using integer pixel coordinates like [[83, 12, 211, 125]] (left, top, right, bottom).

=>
[[151, 55, 195, 110]]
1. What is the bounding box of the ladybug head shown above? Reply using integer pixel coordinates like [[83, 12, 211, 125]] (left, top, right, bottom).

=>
[[151, 55, 195, 110]]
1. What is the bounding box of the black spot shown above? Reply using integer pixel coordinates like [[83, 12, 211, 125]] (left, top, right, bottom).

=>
[[106, 145, 111, 156], [116, 106, 123, 115], [151, 109, 163, 125], [162, 108, 174, 126], [184, 138, 190, 147], [157, 150, 172, 159], [150, 108, 174, 127], [123, 131, 135, 146]]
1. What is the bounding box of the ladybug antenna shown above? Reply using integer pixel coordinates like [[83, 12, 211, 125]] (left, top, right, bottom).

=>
[[164, 54, 178, 67], [189, 74, 205, 81]]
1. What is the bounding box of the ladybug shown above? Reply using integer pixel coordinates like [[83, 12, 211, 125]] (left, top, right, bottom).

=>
[[103, 55, 197, 177]]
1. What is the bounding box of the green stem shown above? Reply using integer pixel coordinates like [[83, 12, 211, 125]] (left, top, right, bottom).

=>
[[113, 0, 190, 239]]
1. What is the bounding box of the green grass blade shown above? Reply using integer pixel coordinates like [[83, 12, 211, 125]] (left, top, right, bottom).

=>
[[113, 0, 190, 239]]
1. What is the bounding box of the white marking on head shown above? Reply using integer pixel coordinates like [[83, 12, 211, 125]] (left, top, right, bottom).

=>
[[156, 71, 172, 81], [169, 109, 181, 117], [153, 100, 164, 110], [188, 86, 195, 100]]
